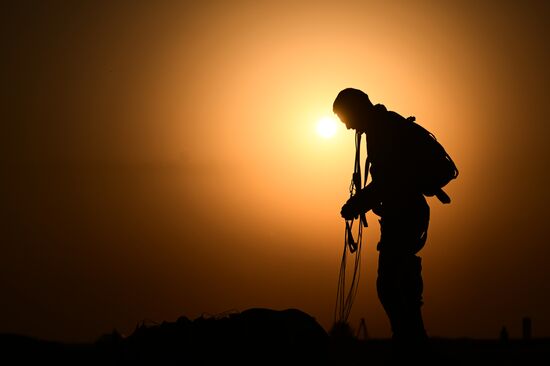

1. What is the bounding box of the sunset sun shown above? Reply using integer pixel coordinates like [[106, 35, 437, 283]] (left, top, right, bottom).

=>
[[316, 116, 338, 138]]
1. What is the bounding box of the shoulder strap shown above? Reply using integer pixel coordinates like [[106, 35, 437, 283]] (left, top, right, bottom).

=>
[[364, 154, 370, 188]]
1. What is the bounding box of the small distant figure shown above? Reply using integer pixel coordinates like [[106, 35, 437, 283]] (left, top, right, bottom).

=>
[[500, 326, 509, 344], [333, 88, 458, 352]]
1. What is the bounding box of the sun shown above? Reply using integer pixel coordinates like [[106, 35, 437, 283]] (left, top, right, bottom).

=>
[[316, 116, 338, 138]]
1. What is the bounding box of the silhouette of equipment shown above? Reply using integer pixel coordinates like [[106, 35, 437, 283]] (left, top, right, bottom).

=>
[[335, 131, 369, 325], [1, 308, 330, 365], [345, 132, 369, 252], [356, 318, 369, 340]]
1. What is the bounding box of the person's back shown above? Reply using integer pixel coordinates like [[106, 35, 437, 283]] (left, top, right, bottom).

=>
[[364, 104, 430, 251]]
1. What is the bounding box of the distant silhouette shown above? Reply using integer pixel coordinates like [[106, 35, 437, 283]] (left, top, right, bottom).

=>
[[500, 326, 509, 344], [103, 307, 329, 365], [0, 308, 329, 365], [332, 88, 458, 353]]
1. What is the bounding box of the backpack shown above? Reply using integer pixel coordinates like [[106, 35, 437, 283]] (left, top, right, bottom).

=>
[[400, 115, 459, 203]]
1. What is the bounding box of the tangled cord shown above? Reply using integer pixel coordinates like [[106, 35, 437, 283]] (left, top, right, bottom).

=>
[[334, 132, 368, 325]]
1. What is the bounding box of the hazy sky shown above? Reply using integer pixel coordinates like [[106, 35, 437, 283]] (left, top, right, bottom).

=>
[[1, 1, 549, 342]]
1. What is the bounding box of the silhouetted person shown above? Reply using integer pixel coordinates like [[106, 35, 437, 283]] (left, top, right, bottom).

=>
[[500, 326, 509, 344], [333, 88, 457, 355]]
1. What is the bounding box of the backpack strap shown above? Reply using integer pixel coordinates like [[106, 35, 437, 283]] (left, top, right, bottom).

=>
[[364, 156, 370, 189]]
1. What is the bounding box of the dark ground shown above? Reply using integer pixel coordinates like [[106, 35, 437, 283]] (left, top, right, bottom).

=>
[[1, 308, 548, 365]]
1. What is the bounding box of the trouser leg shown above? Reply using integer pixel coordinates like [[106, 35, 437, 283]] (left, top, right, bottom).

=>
[[376, 252, 427, 343]]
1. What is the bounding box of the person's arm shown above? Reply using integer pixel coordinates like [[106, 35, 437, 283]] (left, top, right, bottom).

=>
[[340, 182, 380, 220]]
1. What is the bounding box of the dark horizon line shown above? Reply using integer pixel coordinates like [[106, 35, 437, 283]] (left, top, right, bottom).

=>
[[1, 332, 549, 345]]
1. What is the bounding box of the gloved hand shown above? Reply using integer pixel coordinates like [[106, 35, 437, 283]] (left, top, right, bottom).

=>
[[341, 196, 361, 220]]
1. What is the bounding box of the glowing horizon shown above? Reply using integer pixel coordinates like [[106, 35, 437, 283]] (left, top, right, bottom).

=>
[[2, 0, 549, 343]]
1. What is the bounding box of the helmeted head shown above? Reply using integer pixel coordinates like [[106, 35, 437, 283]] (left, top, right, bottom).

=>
[[332, 88, 374, 132]]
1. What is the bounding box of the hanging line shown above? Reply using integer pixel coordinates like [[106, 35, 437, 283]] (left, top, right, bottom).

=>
[[334, 131, 369, 325]]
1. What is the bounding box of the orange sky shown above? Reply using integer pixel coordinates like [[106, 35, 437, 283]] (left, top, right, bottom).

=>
[[1, 1, 549, 342]]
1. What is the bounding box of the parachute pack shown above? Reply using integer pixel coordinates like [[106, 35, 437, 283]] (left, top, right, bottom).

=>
[[391, 114, 459, 203]]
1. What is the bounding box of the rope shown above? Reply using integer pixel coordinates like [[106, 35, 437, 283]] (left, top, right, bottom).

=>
[[334, 132, 368, 325]]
